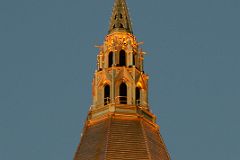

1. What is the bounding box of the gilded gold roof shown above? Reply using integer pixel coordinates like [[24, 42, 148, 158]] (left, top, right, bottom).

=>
[[74, 115, 170, 160]]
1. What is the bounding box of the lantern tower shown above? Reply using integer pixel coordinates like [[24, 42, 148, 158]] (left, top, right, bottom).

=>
[[74, 0, 170, 159]]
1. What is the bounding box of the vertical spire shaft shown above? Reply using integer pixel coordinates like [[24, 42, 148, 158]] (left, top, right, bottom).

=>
[[109, 0, 133, 34]]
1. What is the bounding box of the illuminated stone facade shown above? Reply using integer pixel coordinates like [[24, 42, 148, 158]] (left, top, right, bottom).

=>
[[74, 0, 170, 159]]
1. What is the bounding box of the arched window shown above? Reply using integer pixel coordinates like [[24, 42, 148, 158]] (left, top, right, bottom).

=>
[[108, 52, 113, 67], [119, 83, 127, 104], [136, 87, 140, 105], [119, 50, 126, 66], [132, 54, 135, 66], [104, 84, 110, 105]]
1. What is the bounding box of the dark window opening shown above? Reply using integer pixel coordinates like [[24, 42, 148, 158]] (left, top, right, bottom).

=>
[[108, 52, 113, 67], [119, 50, 126, 66], [119, 23, 124, 28], [113, 24, 116, 29], [132, 54, 135, 66], [115, 15, 117, 20], [136, 87, 140, 105], [119, 83, 127, 104], [104, 85, 110, 105], [120, 14, 123, 19]]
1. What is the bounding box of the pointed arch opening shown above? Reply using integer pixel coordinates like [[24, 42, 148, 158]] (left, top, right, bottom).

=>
[[108, 52, 113, 67], [119, 82, 127, 104], [104, 84, 110, 105], [132, 54, 135, 66], [119, 50, 126, 66], [136, 87, 141, 105]]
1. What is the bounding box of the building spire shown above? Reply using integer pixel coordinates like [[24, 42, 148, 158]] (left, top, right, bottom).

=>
[[108, 0, 133, 34]]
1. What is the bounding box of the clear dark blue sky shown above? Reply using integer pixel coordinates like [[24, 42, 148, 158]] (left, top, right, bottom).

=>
[[0, 0, 239, 159]]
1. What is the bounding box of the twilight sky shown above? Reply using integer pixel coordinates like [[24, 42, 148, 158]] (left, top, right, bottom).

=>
[[0, 0, 240, 159]]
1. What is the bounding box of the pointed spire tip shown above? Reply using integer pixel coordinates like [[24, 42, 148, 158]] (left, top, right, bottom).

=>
[[108, 0, 133, 34]]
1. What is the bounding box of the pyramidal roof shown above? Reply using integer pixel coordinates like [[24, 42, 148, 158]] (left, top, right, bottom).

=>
[[108, 0, 133, 34], [74, 116, 170, 160]]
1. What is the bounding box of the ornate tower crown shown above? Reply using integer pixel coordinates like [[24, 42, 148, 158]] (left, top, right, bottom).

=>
[[74, 0, 170, 159]]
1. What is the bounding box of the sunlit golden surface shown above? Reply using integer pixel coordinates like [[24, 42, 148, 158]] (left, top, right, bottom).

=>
[[74, 0, 170, 159]]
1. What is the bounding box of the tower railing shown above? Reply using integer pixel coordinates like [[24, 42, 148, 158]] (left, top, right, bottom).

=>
[[100, 96, 148, 108], [89, 96, 155, 122]]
